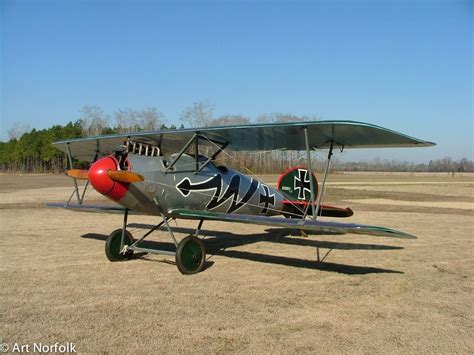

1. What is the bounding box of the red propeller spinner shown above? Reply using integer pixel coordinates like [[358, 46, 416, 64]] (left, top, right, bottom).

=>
[[87, 156, 129, 200]]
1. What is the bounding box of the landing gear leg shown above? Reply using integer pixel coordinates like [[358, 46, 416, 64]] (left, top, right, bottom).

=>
[[105, 208, 134, 261], [107, 201, 207, 274], [105, 229, 134, 261]]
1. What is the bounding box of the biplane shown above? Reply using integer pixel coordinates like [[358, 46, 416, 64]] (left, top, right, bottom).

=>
[[48, 120, 435, 274]]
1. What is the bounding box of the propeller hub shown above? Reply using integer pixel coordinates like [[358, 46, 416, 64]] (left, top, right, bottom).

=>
[[88, 156, 129, 200]]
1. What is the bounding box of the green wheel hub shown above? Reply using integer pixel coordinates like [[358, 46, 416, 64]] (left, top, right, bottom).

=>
[[176, 236, 206, 274], [182, 240, 202, 270], [105, 229, 134, 262]]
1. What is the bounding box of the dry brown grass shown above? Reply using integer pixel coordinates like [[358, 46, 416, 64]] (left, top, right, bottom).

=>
[[0, 173, 473, 353]]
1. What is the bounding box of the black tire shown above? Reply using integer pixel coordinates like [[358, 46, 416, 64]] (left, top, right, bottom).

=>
[[105, 229, 134, 262], [175, 235, 206, 275]]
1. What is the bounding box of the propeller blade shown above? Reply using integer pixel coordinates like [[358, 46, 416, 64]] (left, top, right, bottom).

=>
[[107, 170, 144, 183], [66, 169, 89, 180]]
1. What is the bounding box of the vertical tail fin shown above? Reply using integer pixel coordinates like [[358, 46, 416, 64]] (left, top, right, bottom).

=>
[[277, 166, 353, 218], [277, 166, 318, 201]]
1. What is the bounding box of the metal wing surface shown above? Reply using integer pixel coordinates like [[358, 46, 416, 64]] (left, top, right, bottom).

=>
[[47, 202, 133, 214], [170, 209, 416, 239], [53, 120, 435, 161]]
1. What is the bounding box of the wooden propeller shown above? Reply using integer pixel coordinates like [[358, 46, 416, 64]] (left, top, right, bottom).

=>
[[66, 169, 144, 183], [66, 169, 89, 180], [107, 170, 144, 183]]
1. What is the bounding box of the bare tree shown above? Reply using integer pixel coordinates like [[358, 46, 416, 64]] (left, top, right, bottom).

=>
[[255, 114, 273, 124], [114, 108, 138, 133], [209, 114, 251, 127], [139, 107, 164, 131], [273, 113, 305, 123], [78, 105, 109, 136], [179, 100, 215, 128], [114, 107, 164, 133], [256, 113, 319, 123], [7, 122, 31, 140]]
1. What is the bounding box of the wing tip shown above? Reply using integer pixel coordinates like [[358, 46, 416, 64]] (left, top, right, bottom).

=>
[[417, 140, 436, 147], [369, 227, 417, 239]]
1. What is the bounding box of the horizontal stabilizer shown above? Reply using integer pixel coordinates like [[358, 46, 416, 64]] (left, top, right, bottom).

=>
[[282, 200, 354, 218], [170, 209, 416, 239]]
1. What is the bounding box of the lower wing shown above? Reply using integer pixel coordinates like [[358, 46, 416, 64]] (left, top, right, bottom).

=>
[[170, 209, 416, 239], [47, 203, 415, 239], [47, 202, 129, 214]]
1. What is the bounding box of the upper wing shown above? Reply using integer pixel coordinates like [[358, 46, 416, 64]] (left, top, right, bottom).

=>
[[170, 209, 416, 239], [52, 120, 435, 161]]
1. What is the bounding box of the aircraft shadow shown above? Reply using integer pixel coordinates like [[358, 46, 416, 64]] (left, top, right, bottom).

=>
[[211, 249, 403, 275], [126, 224, 403, 251], [81, 227, 403, 275]]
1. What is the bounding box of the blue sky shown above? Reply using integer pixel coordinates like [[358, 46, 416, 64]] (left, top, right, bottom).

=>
[[1, 0, 472, 162]]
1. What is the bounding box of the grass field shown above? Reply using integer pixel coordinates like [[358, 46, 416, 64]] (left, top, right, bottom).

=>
[[1, 173, 473, 353]]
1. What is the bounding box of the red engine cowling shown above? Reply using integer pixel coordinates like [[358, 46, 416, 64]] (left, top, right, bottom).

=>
[[88, 156, 129, 201]]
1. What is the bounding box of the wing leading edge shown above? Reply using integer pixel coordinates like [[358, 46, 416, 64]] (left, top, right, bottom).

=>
[[170, 209, 416, 239]]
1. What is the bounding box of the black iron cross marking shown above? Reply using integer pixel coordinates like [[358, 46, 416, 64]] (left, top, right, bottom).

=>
[[259, 184, 275, 214], [294, 169, 312, 200]]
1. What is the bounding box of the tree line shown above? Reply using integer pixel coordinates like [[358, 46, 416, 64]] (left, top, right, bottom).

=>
[[332, 157, 474, 173], [1, 102, 472, 173]]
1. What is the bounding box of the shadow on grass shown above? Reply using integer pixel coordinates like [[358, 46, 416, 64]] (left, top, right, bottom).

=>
[[125, 224, 403, 251], [81, 226, 404, 275]]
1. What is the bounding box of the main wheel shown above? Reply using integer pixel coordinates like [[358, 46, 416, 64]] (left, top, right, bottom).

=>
[[105, 229, 134, 262], [175, 235, 206, 275]]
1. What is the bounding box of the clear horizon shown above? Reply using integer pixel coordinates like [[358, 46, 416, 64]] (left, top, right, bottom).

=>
[[1, 0, 472, 163]]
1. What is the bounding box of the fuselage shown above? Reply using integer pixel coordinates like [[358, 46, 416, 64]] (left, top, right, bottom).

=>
[[89, 153, 286, 218]]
